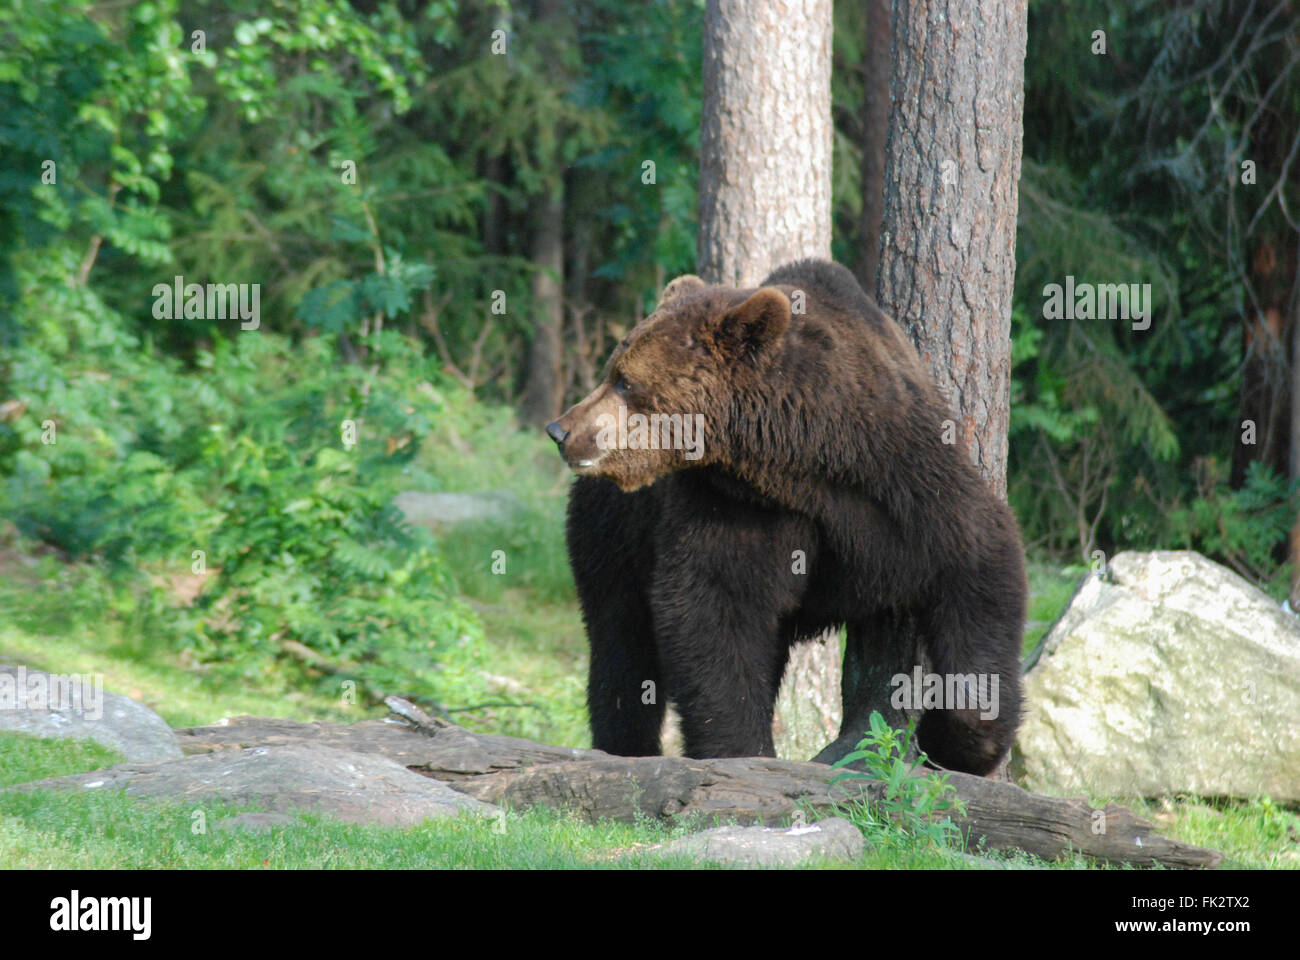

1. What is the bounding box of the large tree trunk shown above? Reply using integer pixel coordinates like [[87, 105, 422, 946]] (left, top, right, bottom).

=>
[[521, 182, 564, 425], [855, 0, 891, 291], [830, 0, 1028, 767], [876, 0, 1025, 498], [519, 0, 568, 426], [697, 0, 836, 761]]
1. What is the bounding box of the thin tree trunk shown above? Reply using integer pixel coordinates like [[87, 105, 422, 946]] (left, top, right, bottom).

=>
[[521, 182, 564, 425], [563, 170, 592, 407], [1286, 244, 1300, 608], [855, 0, 891, 291], [483, 155, 505, 258]]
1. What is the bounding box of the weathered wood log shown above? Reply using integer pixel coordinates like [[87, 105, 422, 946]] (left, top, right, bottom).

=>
[[174, 713, 599, 780], [448, 756, 1221, 869], [173, 710, 1223, 869]]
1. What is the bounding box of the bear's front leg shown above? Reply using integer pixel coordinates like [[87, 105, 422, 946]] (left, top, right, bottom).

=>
[[649, 507, 809, 759], [653, 595, 787, 758], [567, 478, 666, 757]]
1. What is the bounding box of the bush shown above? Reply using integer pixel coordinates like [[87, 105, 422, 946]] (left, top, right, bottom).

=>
[[1, 269, 487, 708], [1167, 459, 1298, 597]]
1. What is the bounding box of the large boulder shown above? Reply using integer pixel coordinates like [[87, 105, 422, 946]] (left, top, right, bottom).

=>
[[1010, 551, 1300, 802], [0, 663, 182, 762]]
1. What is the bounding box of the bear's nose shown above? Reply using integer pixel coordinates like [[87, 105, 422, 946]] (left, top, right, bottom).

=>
[[545, 421, 568, 449]]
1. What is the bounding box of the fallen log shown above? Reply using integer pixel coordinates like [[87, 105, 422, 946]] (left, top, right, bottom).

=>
[[173, 707, 1222, 869]]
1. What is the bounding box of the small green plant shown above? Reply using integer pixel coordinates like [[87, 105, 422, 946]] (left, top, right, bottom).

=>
[[829, 711, 967, 849]]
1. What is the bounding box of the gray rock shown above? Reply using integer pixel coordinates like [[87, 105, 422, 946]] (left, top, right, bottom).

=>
[[1011, 551, 1300, 802], [393, 490, 523, 533], [12, 743, 500, 827], [0, 663, 182, 762], [772, 635, 842, 762], [655, 817, 865, 868], [212, 812, 301, 833]]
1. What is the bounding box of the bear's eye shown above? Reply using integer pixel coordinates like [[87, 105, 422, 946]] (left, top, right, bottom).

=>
[[614, 374, 631, 397]]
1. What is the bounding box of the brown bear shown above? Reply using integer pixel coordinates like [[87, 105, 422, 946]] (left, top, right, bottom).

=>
[[547, 258, 1026, 775]]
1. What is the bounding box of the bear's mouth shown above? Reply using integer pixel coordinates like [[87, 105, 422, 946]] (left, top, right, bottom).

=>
[[566, 451, 608, 474]]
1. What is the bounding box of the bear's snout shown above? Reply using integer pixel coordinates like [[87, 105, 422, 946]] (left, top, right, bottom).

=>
[[545, 420, 568, 450]]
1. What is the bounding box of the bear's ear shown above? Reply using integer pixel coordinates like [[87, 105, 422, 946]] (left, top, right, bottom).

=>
[[657, 274, 707, 309], [706, 287, 791, 364]]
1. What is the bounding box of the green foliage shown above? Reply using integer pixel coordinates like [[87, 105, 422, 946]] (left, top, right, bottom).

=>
[[829, 712, 966, 849], [1167, 460, 1299, 595], [187, 333, 486, 704], [1, 256, 486, 706], [1009, 0, 1298, 569], [0, 0, 197, 339], [295, 255, 436, 334], [2, 249, 214, 559]]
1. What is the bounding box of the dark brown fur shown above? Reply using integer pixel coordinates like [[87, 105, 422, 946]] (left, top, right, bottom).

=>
[[549, 259, 1027, 773]]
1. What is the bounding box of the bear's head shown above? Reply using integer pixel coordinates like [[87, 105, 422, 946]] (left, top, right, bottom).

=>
[[546, 275, 792, 491]]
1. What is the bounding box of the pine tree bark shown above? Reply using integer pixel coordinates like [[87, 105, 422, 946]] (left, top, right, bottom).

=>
[[876, 0, 1026, 499], [826, 0, 1028, 768], [697, 0, 833, 286], [519, 0, 568, 426]]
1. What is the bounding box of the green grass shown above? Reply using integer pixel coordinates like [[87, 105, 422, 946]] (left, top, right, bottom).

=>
[[459, 588, 589, 746], [0, 622, 359, 731], [1022, 559, 1085, 655], [0, 732, 125, 788], [0, 784, 698, 870], [1126, 795, 1300, 870]]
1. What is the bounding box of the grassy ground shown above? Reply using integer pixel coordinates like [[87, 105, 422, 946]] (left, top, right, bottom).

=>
[[1, 407, 1296, 869], [5, 553, 1295, 870], [8, 728, 1288, 869]]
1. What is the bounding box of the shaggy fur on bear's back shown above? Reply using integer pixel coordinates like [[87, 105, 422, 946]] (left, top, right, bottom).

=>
[[549, 258, 1027, 774]]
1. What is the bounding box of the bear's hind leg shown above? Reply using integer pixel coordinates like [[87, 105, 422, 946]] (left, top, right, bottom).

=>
[[915, 579, 1024, 776]]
